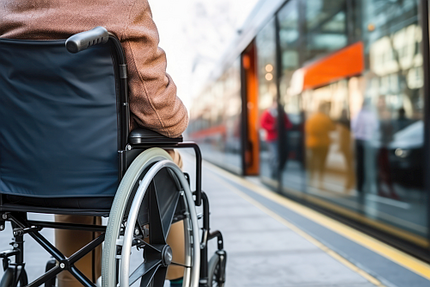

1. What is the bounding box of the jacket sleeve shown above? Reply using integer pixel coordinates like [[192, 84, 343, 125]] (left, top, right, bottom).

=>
[[260, 110, 275, 132], [120, 0, 188, 138]]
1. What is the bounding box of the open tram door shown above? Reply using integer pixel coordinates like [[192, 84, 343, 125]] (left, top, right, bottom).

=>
[[241, 42, 259, 175]]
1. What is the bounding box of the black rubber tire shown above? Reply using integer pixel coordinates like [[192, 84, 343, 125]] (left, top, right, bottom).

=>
[[207, 254, 225, 287], [19, 269, 28, 287], [0, 267, 28, 287]]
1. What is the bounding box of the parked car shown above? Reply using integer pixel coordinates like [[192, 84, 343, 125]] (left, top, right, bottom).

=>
[[387, 120, 424, 188]]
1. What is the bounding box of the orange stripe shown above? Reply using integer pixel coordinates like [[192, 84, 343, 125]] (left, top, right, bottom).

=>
[[303, 42, 364, 90], [189, 124, 226, 139]]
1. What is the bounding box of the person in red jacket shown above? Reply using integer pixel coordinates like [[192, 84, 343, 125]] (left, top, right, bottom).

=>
[[260, 100, 293, 178]]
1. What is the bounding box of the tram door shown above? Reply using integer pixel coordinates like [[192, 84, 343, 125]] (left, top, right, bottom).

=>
[[241, 43, 259, 175]]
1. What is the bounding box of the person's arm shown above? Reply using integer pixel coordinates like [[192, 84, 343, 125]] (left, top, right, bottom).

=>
[[121, 0, 188, 138]]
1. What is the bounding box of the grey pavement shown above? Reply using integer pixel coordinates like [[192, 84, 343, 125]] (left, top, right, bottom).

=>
[[181, 153, 377, 287]]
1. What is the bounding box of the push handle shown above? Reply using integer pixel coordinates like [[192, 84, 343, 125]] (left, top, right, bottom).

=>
[[65, 26, 109, 53]]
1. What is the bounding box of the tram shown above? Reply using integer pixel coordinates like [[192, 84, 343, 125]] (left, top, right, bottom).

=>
[[188, 0, 430, 261]]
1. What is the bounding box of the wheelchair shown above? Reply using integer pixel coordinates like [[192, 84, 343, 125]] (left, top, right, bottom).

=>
[[0, 27, 226, 287]]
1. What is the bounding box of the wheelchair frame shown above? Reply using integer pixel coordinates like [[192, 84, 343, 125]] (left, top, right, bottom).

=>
[[0, 28, 226, 287]]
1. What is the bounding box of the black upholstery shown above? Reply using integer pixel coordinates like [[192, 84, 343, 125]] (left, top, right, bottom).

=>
[[0, 39, 119, 200]]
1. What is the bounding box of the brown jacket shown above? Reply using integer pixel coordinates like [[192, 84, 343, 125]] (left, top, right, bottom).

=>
[[0, 0, 188, 138]]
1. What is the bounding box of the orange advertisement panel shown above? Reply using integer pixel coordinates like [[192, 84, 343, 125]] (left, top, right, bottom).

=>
[[303, 42, 364, 90]]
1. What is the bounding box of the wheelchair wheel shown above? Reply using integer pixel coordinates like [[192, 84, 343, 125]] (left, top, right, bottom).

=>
[[102, 148, 200, 287], [0, 267, 28, 287], [207, 253, 226, 287]]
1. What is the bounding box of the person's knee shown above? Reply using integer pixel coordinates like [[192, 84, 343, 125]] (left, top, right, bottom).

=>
[[166, 149, 183, 170]]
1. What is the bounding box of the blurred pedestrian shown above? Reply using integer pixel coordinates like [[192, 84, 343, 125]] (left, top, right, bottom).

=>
[[260, 99, 292, 179], [305, 102, 335, 189], [337, 109, 355, 192], [351, 98, 378, 196], [392, 107, 412, 133], [376, 96, 399, 200]]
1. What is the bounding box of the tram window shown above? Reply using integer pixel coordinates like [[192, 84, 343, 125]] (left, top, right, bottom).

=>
[[271, 0, 428, 242], [278, 0, 300, 100], [304, 0, 426, 241], [277, 0, 305, 193], [256, 18, 277, 111], [256, 18, 280, 184], [305, 0, 347, 61]]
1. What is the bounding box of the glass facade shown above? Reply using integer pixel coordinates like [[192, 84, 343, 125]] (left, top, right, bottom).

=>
[[278, 0, 305, 194], [305, 0, 348, 61], [256, 0, 428, 245], [188, 59, 242, 174], [191, 0, 429, 249], [256, 18, 279, 186]]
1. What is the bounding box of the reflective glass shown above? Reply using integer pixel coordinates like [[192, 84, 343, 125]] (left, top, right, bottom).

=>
[[189, 59, 242, 174], [305, 0, 347, 61], [351, 0, 427, 240], [278, 0, 306, 194], [276, 0, 427, 243], [256, 18, 279, 187]]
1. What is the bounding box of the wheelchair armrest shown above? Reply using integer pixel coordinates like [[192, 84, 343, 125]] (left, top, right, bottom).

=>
[[128, 128, 183, 145]]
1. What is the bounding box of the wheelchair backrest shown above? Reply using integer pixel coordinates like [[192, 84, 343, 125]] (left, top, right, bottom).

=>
[[0, 39, 119, 198]]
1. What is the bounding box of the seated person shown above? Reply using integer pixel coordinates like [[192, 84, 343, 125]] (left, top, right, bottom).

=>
[[0, 0, 188, 286]]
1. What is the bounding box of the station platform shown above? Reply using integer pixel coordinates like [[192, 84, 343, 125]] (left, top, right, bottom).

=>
[[0, 153, 429, 287], [181, 153, 430, 287]]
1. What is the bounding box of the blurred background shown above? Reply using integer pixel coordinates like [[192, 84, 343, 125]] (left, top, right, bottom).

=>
[[150, 0, 259, 109], [150, 0, 430, 262]]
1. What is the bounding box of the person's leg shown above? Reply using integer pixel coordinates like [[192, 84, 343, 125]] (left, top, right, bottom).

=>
[[318, 146, 329, 180], [164, 149, 186, 281], [166, 220, 186, 280], [307, 147, 317, 183], [166, 149, 183, 169], [55, 215, 102, 287], [267, 141, 278, 178], [312, 146, 326, 188], [355, 140, 364, 193]]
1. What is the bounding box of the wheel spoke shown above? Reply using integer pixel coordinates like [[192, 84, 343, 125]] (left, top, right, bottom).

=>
[[148, 181, 165, 244], [153, 168, 181, 238], [129, 258, 161, 286], [152, 266, 168, 287], [149, 169, 180, 244], [171, 261, 192, 268], [138, 264, 160, 287], [136, 239, 161, 253]]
